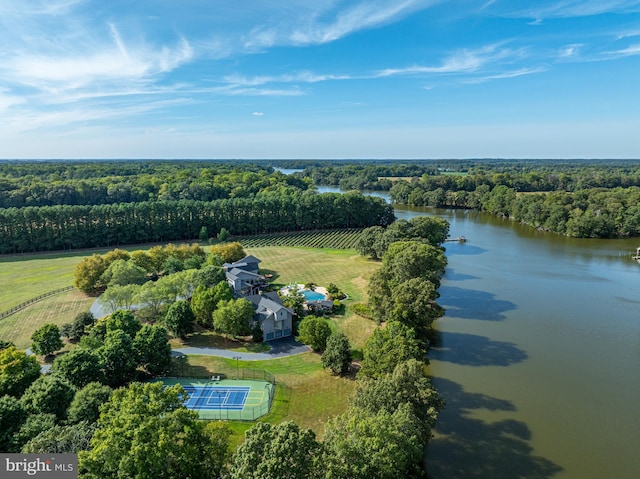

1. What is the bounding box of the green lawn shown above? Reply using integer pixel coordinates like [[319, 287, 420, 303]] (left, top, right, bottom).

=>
[[0, 289, 94, 350], [0, 252, 92, 312], [177, 353, 356, 441], [0, 244, 381, 445]]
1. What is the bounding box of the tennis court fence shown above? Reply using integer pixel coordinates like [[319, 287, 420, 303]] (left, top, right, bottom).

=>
[[165, 368, 276, 421]]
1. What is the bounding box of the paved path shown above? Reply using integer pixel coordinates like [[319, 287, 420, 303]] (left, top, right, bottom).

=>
[[173, 336, 311, 361]]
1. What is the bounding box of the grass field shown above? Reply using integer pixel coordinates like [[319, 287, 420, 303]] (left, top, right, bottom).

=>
[[245, 246, 379, 350], [0, 289, 95, 350], [0, 252, 90, 312], [177, 353, 356, 441]]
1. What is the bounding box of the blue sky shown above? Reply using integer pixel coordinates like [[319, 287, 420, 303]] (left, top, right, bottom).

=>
[[1, 0, 640, 159]]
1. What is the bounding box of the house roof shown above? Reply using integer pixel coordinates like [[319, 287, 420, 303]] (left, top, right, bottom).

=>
[[226, 268, 263, 281], [240, 255, 261, 264], [245, 292, 293, 315], [223, 255, 262, 270]]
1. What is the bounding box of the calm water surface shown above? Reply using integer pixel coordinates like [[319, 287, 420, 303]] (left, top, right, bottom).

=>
[[320, 186, 640, 478]]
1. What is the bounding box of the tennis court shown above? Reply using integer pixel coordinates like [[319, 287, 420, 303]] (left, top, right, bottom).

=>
[[183, 385, 250, 411], [156, 378, 274, 420]]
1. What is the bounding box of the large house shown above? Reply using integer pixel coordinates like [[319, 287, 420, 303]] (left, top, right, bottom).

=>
[[224, 256, 293, 342], [245, 292, 293, 341]]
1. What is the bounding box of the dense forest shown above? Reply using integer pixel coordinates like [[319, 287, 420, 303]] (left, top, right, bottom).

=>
[[0, 161, 395, 254], [295, 160, 640, 238], [2, 159, 639, 254]]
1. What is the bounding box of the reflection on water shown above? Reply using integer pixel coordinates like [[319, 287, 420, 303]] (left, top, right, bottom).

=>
[[318, 184, 640, 478], [426, 378, 563, 479]]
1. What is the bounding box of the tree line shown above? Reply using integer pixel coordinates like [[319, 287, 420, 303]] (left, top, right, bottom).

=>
[[390, 183, 640, 238], [0, 160, 310, 208], [230, 216, 451, 478], [0, 191, 394, 253]]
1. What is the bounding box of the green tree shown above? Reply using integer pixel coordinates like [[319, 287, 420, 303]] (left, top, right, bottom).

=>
[[0, 395, 27, 452], [52, 348, 104, 388], [0, 346, 41, 397], [282, 288, 305, 318], [321, 331, 351, 375], [30, 323, 63, 357], [100, 259, 148, 287], [193, 264, 225, 288], [73, 254, 107, 294], [99, 284, 141, 314], [209, 241, 245, 263], [230, 421, 320, 479], [162, 255, 184, 274], [61, 312, 96, 343], [67, 382, 113, 424], [22, 421, 97, 454], [99, 330, 138, 387], [198, 226, 208, 242], [190, 285, 217, 327], [20, 375, 76, 420], [80, 382, 230, 479], [351, 359, 444, 440], [134, 281, 167, 319], [11, 413, 56, 452], [382, 241, 447, 289], [163, 300, 195, 339], [130, 250, 156, 273], [359, 321, 425, 379], [297, 316, 332, 352], [322, 403, 424, 479], [389, 277, 444, 333], [105, 309, 142, 339], [0, 339, 15, 350], [212, 298, 254, 338], [217, 227, 230, 242], [133, 325, 171, 376]]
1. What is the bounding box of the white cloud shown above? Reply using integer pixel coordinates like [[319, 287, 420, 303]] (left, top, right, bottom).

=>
[[500, 1, 640, 20], [289, 0, 436, 45], [602, 43, 640, 58], [376, 44, 522, 77], [464, 66, 547, 83], [557, 43, 585, 59], [252, 111, 264, 116]]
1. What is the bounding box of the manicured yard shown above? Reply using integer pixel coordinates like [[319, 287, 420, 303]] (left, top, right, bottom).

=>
[[175, 352, 356, 441]]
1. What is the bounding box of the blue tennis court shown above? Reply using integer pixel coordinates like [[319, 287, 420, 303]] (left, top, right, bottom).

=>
[[182, 385, 250, 411]]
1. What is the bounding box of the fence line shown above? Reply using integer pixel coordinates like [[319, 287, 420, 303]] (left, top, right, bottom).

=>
[[166, 368, 277, 421], [0, 286, 74, 320]]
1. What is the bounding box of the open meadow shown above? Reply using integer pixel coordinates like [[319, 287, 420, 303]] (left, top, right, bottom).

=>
[[0, 251, 91, 312]]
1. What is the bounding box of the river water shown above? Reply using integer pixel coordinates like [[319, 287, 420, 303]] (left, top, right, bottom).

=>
[[318, 186, 640, 478]]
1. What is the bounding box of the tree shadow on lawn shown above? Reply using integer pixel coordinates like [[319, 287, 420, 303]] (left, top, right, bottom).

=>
[[429, 332, 528, 367], [438, 286, 517, 321], [425, 378, 562, 479]]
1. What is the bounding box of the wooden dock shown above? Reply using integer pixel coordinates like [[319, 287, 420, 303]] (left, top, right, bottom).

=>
[[444, 236, 467, 243]]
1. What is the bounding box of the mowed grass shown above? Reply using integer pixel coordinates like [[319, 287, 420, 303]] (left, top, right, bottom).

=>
[[0, 254, 83, 312], [177, 353, 356, 441], [0, 289, 95, 349], [245, 246, 380, 349]]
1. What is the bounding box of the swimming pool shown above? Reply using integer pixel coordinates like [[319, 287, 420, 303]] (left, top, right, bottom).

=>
[[302, 289, 326, 301]]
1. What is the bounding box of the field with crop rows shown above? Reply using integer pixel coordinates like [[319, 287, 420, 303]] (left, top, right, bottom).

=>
[[237, 228, 363, 249]]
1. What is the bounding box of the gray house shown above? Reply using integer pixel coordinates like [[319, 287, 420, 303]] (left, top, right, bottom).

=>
[[224, 256, 293, 342], [225, 268, 265, 296], [245, 292, 294, 342], [222, 255, 261, 274]]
